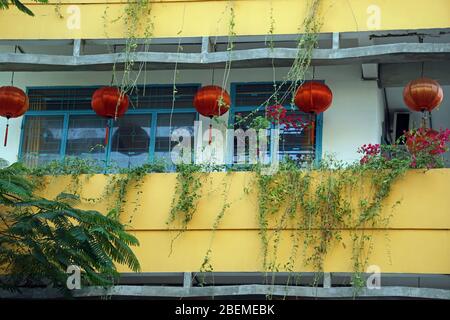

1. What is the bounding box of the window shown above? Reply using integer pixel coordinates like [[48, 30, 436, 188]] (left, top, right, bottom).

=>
[[109, 114, 152, 168], [21, 116, 64, 167], [66, 115, 107, 163], [231, 82, 322, 165], [20, 85, 199, 169], [232, 110, 271, 164], [154, 113, 197, 164]]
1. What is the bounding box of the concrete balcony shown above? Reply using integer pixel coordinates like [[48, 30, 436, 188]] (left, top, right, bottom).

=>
[[36, 169, 450, 275]]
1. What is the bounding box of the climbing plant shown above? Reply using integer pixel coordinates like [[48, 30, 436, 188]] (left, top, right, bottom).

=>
[[232, 0, 322, 129], [14, 126, 448, 293], [254, 153, 409, 289], [30, 157, 166, 223], [119, 0, 154, 94], [167, 163, 204, 255], [101, 0, 154, 97]]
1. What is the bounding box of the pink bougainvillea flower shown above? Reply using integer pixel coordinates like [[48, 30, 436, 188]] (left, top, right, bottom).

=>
[[358, 143, 381, 164]]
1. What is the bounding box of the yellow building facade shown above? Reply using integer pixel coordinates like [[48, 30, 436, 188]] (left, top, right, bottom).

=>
[[0, 0, 449, 299]]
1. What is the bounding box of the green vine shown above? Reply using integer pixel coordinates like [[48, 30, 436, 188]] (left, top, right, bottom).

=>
[[54, 0, 63, 19], [198, 172, 233, 286], [102, 0, 154, 96], [23, 140, 424, 295], [29, 158, 166, 223], [167, 163, 204, 255], [15, 0, 442, 297], [232, 0, 322, 129], [254, 154, 409, 291]]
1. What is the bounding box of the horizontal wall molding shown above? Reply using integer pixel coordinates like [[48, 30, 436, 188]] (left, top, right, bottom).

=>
[[1, 42, 449, 72], [1, 285, 449, 299]]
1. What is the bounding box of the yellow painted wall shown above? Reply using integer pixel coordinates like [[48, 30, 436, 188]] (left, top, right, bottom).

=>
[[38, 169, 450, 274], [0, 0, 449, 39]]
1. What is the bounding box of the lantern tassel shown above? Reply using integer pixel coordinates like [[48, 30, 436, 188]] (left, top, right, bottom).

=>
[[310, 120, 315, 147], [208, 123, 213, 145], [421, 111, 427, 129], [3, 122, 9, 147], [104, 124, 110, 147]]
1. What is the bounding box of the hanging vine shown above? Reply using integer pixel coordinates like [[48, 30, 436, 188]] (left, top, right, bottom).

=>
[[232, 0, 322, 129], [254, 151, 410, 291], [24, 132, 442, 294], [102, 0, 154, 96]]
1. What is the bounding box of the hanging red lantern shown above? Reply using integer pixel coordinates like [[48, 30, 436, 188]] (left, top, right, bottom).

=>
[[91, 86, 129, 147], [403, 78, 443, 112], [0, 86, 29, 147], [193, 85, 230, 118], [294, 81, 333, 147], [193, 85, 230, 144], [294, 81, 333, 114]]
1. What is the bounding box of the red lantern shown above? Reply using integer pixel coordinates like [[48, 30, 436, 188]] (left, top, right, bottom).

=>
[[193, 85, 230, 118], [403, 78, 443, 112], [0, 86, 29, 147], [294, 81, 333, 114], [193, 85, 230, 144], [294, 81, 333, 147], [91, 86, 129, 146]]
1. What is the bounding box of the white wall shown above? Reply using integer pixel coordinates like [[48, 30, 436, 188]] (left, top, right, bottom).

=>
[[386, 85, 450, 165], [0, 64, 384, 166], [318, 66, 383, 164]]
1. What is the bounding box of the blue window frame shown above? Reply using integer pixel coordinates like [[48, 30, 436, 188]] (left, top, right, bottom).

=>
[[19, 84, 200, 169], [229, 82, 323, 166]]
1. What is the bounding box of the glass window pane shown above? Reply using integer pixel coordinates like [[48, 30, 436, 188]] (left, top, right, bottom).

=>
[[28, 88, 96, 111], [65, 115, 107, 164], [21, 116, 64, 167], [154, 113, 196, 166], [279, 111, 315, 162], [129, 85, 198, 109], [27, 86, 199, 111], [234, 82, 293, 107], [109, 114, 152, 168], [233, 111, 271, 164]]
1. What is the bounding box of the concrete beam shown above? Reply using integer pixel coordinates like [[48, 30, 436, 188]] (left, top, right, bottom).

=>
[[380, 61, 450, 87], [73, 39, 82, 57], [323, 273, 332, 288], [332, 33, 340, 49], [0, 285, 449, 299], [0, 43, 449, 72], [183, 272, 192, 288]]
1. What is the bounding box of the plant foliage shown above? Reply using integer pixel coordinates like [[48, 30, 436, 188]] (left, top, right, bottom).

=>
[[0, 163, 140, 291], [0, 0, 47, 16]]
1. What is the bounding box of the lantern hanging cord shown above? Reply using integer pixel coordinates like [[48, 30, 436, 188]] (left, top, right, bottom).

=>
[[421, 61, 425, 78], [10, 46, 18, 86], [110, 45, 117, 86], [104, 120, 111, 148], [429, 111, 433, 129], [421, 111, 428, 128], [211, 43, 216, 85]]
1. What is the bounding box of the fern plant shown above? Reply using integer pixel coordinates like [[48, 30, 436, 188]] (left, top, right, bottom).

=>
[[0, 163, 140, 291]]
